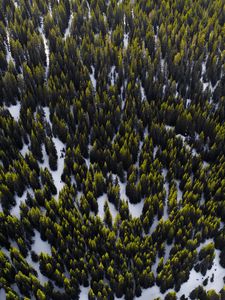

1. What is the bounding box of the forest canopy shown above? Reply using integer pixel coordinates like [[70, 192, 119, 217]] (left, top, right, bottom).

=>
[[0, 0, 225, 299]]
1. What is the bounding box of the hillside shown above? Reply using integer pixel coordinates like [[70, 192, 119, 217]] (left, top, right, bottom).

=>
[[0, 0, 225, 299]]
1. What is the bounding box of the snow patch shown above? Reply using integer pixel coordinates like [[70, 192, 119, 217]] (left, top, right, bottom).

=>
[[32, 230, 51, 256], [39, 17, 50, 80], [128, 201, 144, 218], [26, 252, 49, 284], [97, 194, 118, 220], [79, 286, 89, 300], [7, 102, 21, 121], [11, 189, 33, 217], [140, 85, 146, 102], [64, 12, 73, 40], [43, 106, 51, 124], [90, 66, 96, 91], [51, 137, 65, 196], [162, 168, 169, 220], [123, 33, 129, 49], [5, 29, 14, 64], [0, 288, 6, 299], [20, 143, 29, 157], [112, 174, 144, 218], [186, 98, 192, 107], [175, 180, 183, 202], [153, 146, 158, 160], [39, 137, 65, 197], [123, 15, 128, 49], [109, 66, 118, 86]]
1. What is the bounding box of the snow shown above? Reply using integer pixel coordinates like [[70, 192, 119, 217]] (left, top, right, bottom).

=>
[[165, 125, 174, 131], [133, 240, 225, 299], [127, 201, 143, 218], [43, 106, 51, 124], [109, 66, 117, 86], [32, 230, 51, 255], [79, 286, 89, 300], [149, 216, 159, 235], [112, 174, 144, 218], [10, 189, 33, 217], [162, 169, 169, 220], [164, 243, 173, 262], [13, 0, 18, 8], [123, 15, 128, 49], [203, 161, 209, 168], [110, 174, 144, 218], [175, 180, 183, 201], [26, 252, 49, 284], [20, 143, 29, 157], [39, 17, 50, 80], [153, 146, 158, 159], [97, 194, 118, 220], [174, 240, 225, 298], [161, 58, 165, 72], [40, 144, 49, 169], [135, 285, 163, 300], [5, 29, 14, 64], [48, 2, 52, 16], [51, 137, 65, 196], [90, 66, 96, 91], [86, 0, 91, 19], [0, 288, 6, 299], [115, 176, 129, 202], [64, 12, 73, 40], [84, 157, 90, 169], [123, 33, 129, 49], [186, 98, 192, 107], [140, 85, 146, 101], [39, 137, 65, 197], [7, 102, 21, 121]]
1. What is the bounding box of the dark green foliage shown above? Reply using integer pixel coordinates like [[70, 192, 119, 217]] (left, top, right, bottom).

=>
[[0, 0, 224, 299]]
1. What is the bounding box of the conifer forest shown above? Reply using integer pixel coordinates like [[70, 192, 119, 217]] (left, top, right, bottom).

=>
[[0, 0, 225, 299]]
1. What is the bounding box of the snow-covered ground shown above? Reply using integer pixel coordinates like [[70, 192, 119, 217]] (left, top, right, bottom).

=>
[[40, 138, 65, 197], [140, 85, 146, 102], [174, 240, 225, 298], [64, 12, 73, 40], [20, 143, 29, 157], [43, 106, 51, 124], [32, 230, 51, 255], [90, 66, 96, 91], [153, 146, 158, 159], [123, 15, 129, 49], [175, 179, 183, 201], [79, 286, 89, 300], [86, 0, 91, 19], [162, 169, 169, 220], [10, 190, 32, 217], [112, 174, 144, 218], [0, 289, 6, 299], [5, 29, 14, 64], [51, 137, 65, 195], [97, 194, 118, 220], [7, 102, 21, 121], [39, 17, 50, 80], [26, 252, 49, 284], [109, 66, 118, 86]]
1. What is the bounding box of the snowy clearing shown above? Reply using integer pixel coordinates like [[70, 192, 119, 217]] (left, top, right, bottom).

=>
[[32, 230, 51, 256], [10, 190, 30, 217]]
